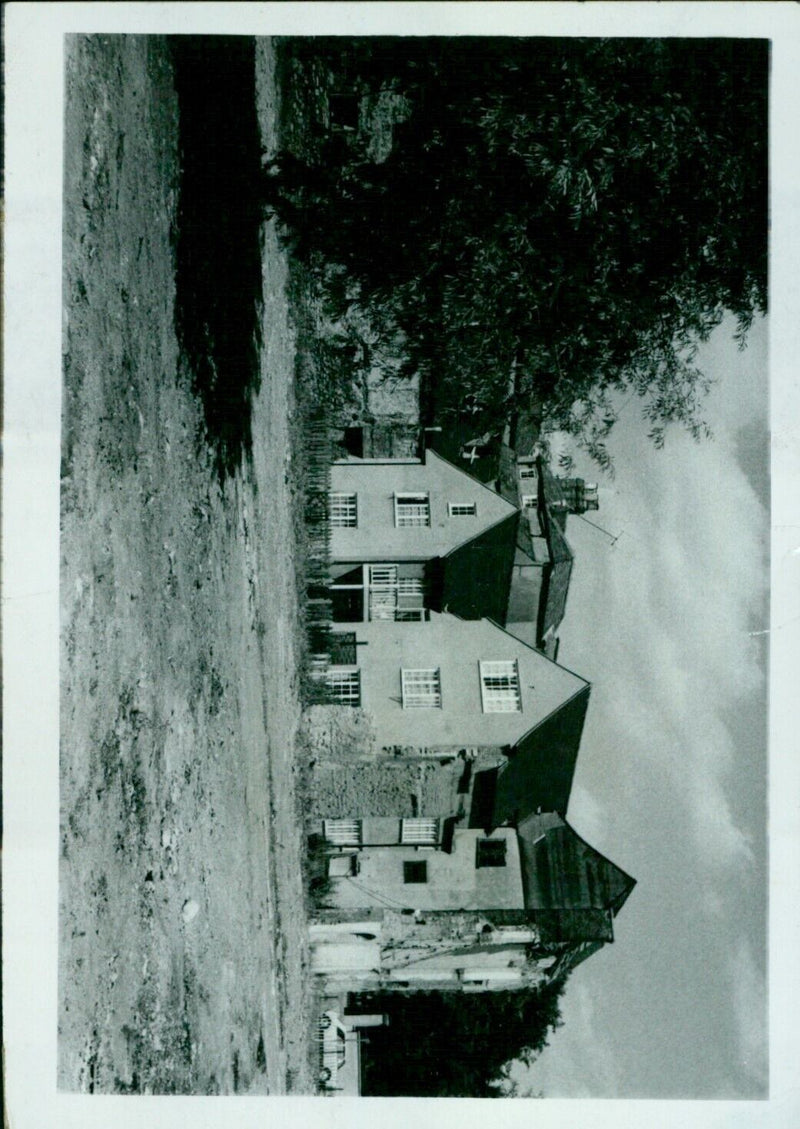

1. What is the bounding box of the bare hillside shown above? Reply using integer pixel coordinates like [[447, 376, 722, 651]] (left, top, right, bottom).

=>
[[58, 35, 313, 1094]]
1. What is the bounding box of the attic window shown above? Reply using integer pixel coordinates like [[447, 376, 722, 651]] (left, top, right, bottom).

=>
[[448, 502, 477, 517], [479, 660, 522, 713], [518, 464, 537, 480], [395, 493, 430, 528], [329, 492, 358, 528], [521, 494, 538, 509], [476, 838, 507, 868], [403, 860, 428, 884]]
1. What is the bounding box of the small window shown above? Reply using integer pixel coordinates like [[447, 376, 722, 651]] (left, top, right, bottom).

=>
[[403, 860, 428, 884], [479, 660, 521, 713], [329, 492, 358, 528], [476, 838, 507, 868], [521, 494, 538, 509], [327, 669, 361, 706], [448, 502, 477, 517], [401, 818, 439, 845], [519, 464, 537, 480], [401, 668, 442, 709], [395, 493, 430, 528]]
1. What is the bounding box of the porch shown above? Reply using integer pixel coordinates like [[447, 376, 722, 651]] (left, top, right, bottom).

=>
[[330, 564, 428, 623]]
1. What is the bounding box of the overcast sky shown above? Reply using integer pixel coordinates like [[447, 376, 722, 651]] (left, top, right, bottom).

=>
[[519, 313, 769, 1098]]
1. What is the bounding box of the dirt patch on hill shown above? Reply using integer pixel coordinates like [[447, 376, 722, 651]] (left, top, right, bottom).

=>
[[58, 35, 313, 1094]]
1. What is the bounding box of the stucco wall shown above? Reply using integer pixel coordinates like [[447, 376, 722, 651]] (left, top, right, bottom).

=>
[[344, 612, 586, 749], [328, 828, 525, 912], [330, 451, 516, 562]]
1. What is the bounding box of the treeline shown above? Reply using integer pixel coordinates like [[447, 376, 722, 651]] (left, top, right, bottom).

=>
[[353, 979, 566, 1097], [269, 37, 767, 467]]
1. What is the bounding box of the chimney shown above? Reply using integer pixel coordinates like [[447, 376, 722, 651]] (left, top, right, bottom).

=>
[[554, 477, 599, 514]]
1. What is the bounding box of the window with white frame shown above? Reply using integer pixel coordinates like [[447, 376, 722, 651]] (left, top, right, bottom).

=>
[[401, 668, 442, 708], [323, 819, 362, 846], [479, 660, 522, 713], [327, 669, 361, 706], [329, 492, 358, 527], [448, 501, 477, 517], [401, 818, 439, 845], [519, 464, 537, 480], [521, 494, 538, 509], [394, 492, 430, 528]]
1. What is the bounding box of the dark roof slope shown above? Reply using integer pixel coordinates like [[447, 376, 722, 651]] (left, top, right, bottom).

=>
[[490, 684, 590, 825], [517, 812, 636, 918], [537, 515, 573, 643], [430, 510, 520, 624], [536, 461, 575, 642]]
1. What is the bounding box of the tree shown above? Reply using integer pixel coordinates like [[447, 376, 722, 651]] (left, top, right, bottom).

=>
[[269, 37, 767, 463], [354, 980, 566, 1097]]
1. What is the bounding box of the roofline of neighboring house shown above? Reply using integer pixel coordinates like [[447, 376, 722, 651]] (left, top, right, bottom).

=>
[[536, 456, 576, 563], [535, 554, 574, 646], [534, 558, 554, 645], [532, 457, 576, 641]]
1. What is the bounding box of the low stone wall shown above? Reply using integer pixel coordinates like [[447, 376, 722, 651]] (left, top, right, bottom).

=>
[[306, 758, 466, 824]]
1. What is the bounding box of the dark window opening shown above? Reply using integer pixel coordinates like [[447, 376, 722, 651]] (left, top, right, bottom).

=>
[[476, 838, 507, 868], [403, 860, 428, 884], [328, 631, 358, 665]]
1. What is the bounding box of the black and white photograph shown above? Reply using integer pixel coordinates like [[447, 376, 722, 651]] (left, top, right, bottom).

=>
[[3, 2, 799, 1124]]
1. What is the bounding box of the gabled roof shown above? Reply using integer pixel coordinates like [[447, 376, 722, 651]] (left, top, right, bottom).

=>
[[330, 448, 517, 563], [490, 683, 591, 824], [432, 510, 520, 624]]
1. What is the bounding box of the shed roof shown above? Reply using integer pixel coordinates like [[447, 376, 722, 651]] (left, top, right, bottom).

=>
[[517, 812, 636, 918]]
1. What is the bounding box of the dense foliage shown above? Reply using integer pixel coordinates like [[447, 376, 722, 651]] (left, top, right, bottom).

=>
[[353, 980, 565, 1097], [269, 37, 767, 466], [170, 37, 263, 476]]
